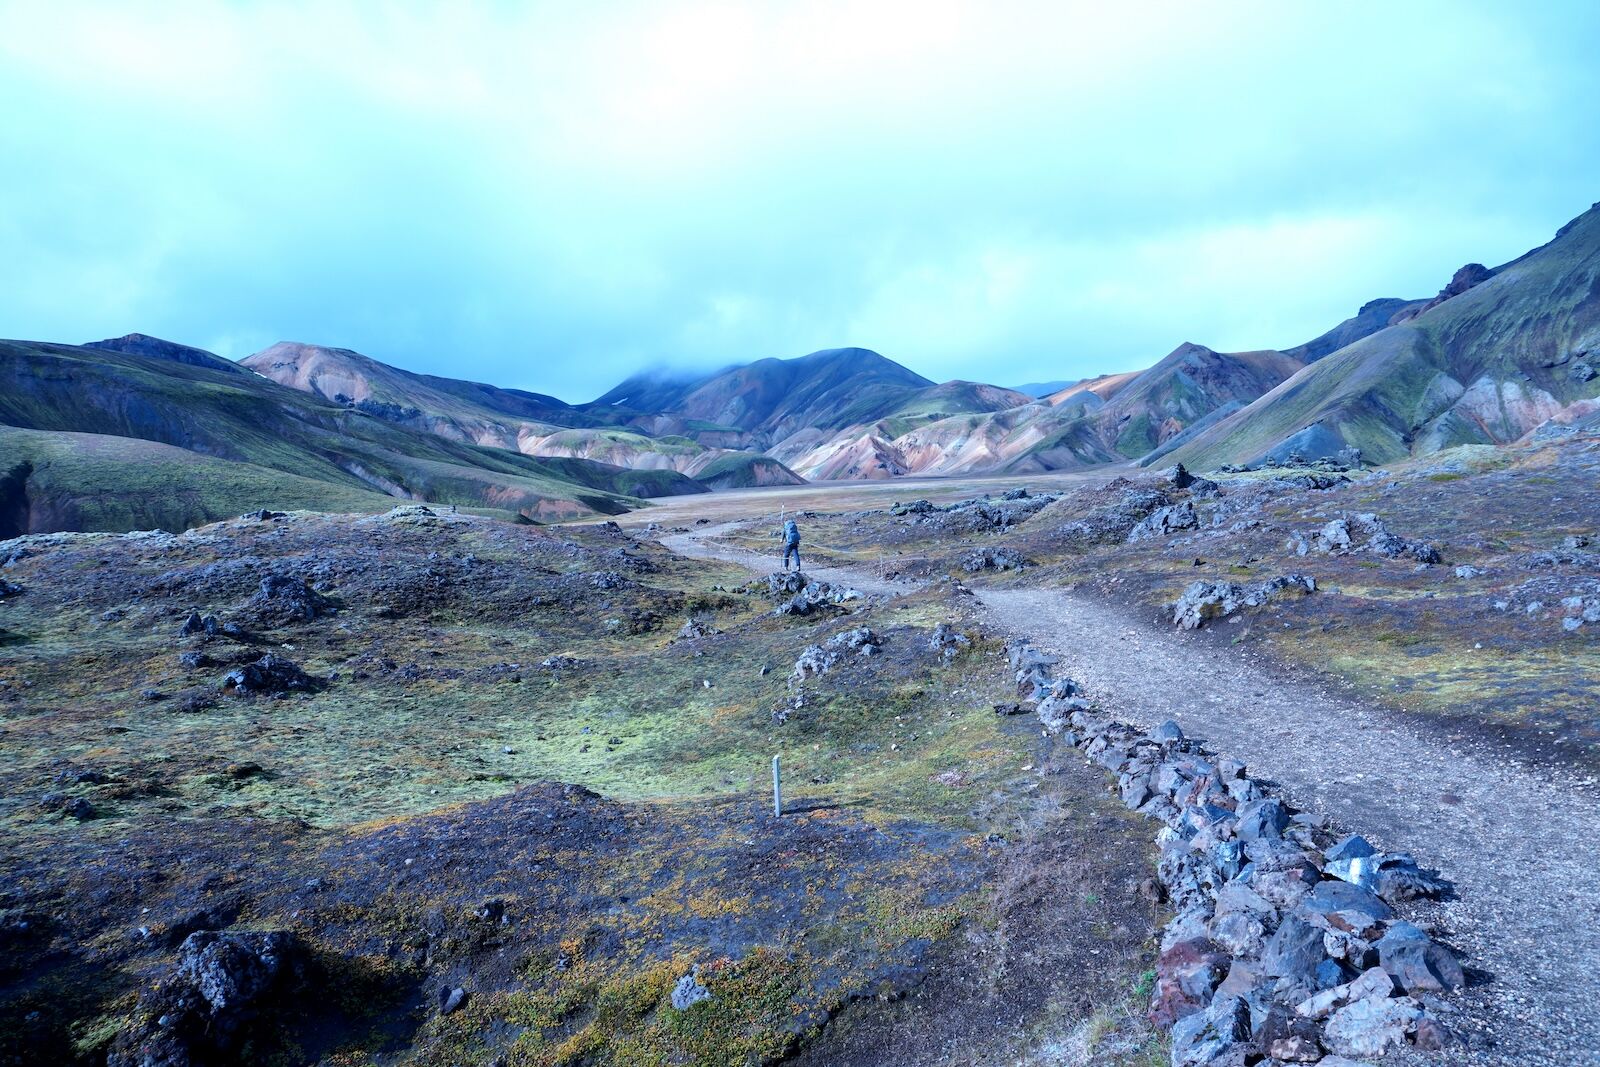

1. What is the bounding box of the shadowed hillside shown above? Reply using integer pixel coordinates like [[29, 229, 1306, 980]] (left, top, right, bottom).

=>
[[0, 339, 706, 532]]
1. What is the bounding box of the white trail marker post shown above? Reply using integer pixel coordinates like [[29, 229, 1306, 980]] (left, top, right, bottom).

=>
[[772, 754, 782, 817]]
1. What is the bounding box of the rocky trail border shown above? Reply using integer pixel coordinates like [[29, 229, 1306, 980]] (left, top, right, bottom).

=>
[[663, 523, 1600, 1066]]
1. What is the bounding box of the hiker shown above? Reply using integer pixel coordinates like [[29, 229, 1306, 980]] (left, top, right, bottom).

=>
[[782, 517, 801, 572]]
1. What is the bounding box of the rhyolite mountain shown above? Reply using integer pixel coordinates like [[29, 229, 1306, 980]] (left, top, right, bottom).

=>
[[242, 342, 806, 490], [0, 339, 708, 535], [1163, 201, 1600, 469]]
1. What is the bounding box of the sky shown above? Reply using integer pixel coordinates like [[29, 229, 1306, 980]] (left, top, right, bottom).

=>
[[2, 2, 1598, 401]]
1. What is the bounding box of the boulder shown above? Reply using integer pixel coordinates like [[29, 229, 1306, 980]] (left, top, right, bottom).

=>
[[177, 930, 299, 1013], [1299, 879, 1393, 939], [1170, 993, 1250, 1067], [790, 627, 882, 683], [1374, 921, 1464, 993], [1151, 719, 1185, 744], [960, 546, 1031, 572], [1368, 853, 1450, 901], [1150, 937, 1228, 1026], [929, 622, 971, 661], [1323, 995, 1423, 1057], [249, 573, 332, 624], [1261, 916, 1327, 985], [1324, 834, 1376, 863], [1173, 581, 1243, 630], [676, 617, 720, 640], [181, 612, 221, 639], [1172, 575, 1315, 630], [1210, 909, 1268, 957], [1320, 519, 1353, 551], [765, 574, 862, 615], [108, 929, 306, 1067], [1236, 798, 1290, 841], [1253, 1004, 1324, 1062]]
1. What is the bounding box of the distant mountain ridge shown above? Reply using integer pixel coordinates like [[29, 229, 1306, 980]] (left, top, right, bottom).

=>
[[8, 202, 1598, 535], [241, 342, 806, 490]]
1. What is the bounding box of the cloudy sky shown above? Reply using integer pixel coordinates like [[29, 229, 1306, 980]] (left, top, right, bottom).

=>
[[2, 1, 1597, 400]]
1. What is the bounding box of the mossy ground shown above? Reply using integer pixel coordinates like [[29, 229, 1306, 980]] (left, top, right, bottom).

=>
[[0, 506, 1156, 1065]]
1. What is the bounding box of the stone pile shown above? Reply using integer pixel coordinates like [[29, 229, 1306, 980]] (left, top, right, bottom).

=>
[[1171, 576, 1316, 630], [790, 627, 882, 683], [1004, 639, 1462, 1066], [748, 572, 863, 616], [1129, 500, 1200, 542], [248, 572, 333, 624], [961, 546, 1031, 572], [1289, 515, 1441, 565], [1161, 463, 1221, 496], [221, 654, 319, 696], [930, 622, 971, 662]]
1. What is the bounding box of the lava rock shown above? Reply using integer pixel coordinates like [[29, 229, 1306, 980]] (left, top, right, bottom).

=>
[[1324, 834, 1376, 863], [1300, 879, 1393, 939], [960, 545, 1031, 572], [221, 654, 318, 696], [250, 573, 332, 624], [1323, 994, 1424, 1057], [1170, 993, 1251, 1066], [1150, 937, 1228, 1026], [178, 930, 299, 1013], [1261, 916, 1327, 985], [1236, 797, 1290, 841], [1151, 719, 1185, 744], [930, 621, 971, 661], [1128, 501, 1200, 542], [1374, 921, 1464, 993]]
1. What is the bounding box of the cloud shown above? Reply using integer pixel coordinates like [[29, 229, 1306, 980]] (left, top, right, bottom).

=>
[[1, 0, 1597, 399]]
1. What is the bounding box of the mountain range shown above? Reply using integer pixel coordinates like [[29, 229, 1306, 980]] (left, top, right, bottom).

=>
[[3, 202, 1597, 534]]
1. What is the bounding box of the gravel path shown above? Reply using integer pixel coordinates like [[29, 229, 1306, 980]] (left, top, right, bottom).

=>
[[667, 525, 1600, 1065], [981, 588, 1600, 1067]]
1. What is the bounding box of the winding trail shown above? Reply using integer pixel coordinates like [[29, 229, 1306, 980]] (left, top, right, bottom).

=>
[[665, 523, 1600, 1066]]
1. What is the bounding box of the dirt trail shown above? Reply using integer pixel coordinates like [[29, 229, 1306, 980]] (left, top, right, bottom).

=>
[[667, 525, 1600, 1066]]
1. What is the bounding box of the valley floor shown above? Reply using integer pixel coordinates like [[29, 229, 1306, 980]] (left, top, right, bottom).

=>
[[7, 435, 1600, 1066], [652, 439, 1600, 1066]]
